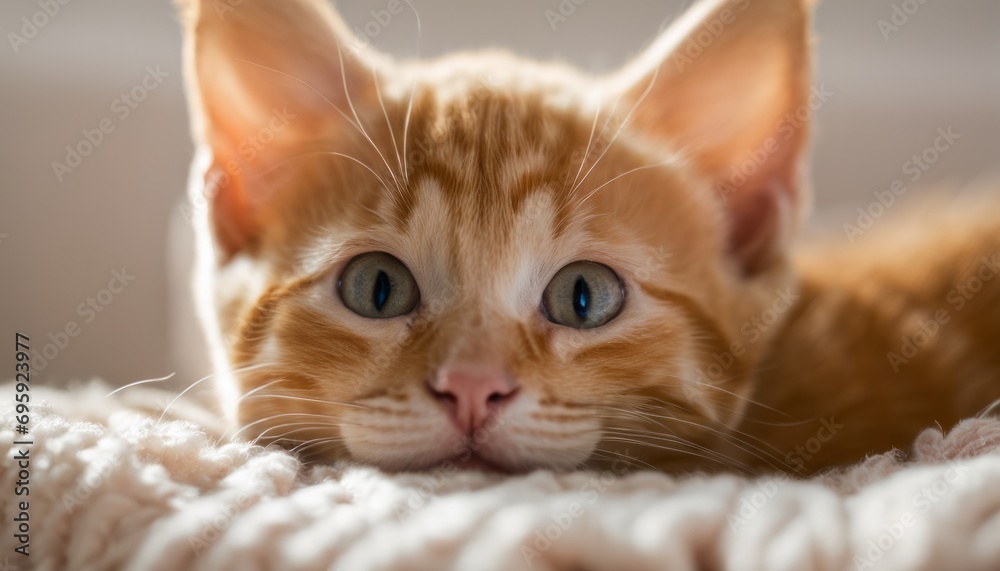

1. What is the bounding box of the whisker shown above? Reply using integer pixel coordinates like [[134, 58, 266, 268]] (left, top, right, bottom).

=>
[[630, 403, 788, 457], [577, 157, 676, 207], [291, 436, 345, 454], [232, 57, 401, 196], [400, 0, 422, 182], [244, 393, 370, 409], [594, 406, 755, 472], [570, 97, 603, 191], [157, 362, 277, 424], [571, 66, 659, 195], [599, 436, 740, 471], [603, 402, 791, 474], [372, 65, 403, 182], [601, 427, 750, 472], [978, 397, 1000, 418], [105, 372, 176, 398], [402, 76, 417, 182], [232, 378, 289, 408], [647, 370, 798, 420], [233, 58, 360, 132], [227, 411, 339, 442], [251, 422, 340, 446], [335, 40, 401, 193], [628, 408, 791, 473], [586, 447, 659, 472], [260, 150, 390, 190]]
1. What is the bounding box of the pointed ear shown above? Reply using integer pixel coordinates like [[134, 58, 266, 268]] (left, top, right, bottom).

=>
[[178, 0, 378, 261], [617, 0, 815, 275]]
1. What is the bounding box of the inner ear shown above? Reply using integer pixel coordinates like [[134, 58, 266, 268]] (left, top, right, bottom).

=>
[[180, 0, 384, 262], [613, 0, 814, 275]]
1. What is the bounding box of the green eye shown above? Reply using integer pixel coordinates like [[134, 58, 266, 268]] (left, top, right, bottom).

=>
[[338, 252, 419, 318], [542, 261, 624, 329]]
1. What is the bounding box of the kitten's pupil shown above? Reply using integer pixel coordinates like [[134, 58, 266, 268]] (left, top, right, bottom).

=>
[[572, 276, 589, 319], [373, 270, 391, 312]]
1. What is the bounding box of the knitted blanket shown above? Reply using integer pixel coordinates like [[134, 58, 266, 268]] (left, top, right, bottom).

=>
[[3, 382, 1000, 571]]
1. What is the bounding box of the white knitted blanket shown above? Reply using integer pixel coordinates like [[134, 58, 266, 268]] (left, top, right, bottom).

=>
[[3, 382, 1000, 571]]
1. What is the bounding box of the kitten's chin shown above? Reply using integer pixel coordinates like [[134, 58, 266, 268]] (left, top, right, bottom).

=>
[[438, 443, 592, 474], [367, 447, 536, 474], [353, 442, 587, 475], [352, 451, 515, 474], [443, 452, 514, 473], [410, 451, 562, 474]]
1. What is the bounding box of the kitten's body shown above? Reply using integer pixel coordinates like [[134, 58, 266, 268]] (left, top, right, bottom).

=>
[[737, 205, 1000, 473], [178, 0, 999, 476]]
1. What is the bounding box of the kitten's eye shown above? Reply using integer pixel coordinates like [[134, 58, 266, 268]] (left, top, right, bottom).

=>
[[542, 261, 623, 329], [338, 252, 419, 318]]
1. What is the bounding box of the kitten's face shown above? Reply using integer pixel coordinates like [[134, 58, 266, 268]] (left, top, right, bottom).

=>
[[220, 82, 746, 472], [182, 0, 811, 473]]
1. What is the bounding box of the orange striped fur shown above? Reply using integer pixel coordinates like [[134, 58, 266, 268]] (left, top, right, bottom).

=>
[[179, 0, 1000, 474]]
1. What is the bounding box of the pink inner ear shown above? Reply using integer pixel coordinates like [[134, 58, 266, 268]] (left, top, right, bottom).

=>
[[727, 182, 777, 274], [207, 164, 256, 262], [186, 0, 381, 262], [723, 171, 797, 276], [611, 0, 811, 277]]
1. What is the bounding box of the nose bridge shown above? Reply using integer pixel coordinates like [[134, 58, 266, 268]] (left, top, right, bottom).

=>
[[442, 311, 492, 364], [438, 299, 511, 367], [434, 227, 520, 365]]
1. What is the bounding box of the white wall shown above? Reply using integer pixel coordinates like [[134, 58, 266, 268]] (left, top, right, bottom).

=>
[[1, 0, 997, 389]]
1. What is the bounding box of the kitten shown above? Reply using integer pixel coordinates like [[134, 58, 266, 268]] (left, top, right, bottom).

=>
[[178, 0, 1000, 474]]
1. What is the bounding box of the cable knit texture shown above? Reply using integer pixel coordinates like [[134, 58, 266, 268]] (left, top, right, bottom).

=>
[[3, 382, 1000, 571]]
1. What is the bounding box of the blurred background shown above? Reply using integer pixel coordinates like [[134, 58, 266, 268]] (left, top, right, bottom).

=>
[[1, 0, 998, 389]]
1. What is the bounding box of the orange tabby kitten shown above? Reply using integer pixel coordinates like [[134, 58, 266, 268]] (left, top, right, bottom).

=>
[[178, 0, 1000, 475]]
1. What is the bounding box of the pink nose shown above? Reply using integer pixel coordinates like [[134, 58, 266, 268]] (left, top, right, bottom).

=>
[[428, 365, 519, 434]]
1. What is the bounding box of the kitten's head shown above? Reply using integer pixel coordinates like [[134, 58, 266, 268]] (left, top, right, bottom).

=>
[[180, 0, 813, 472]]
